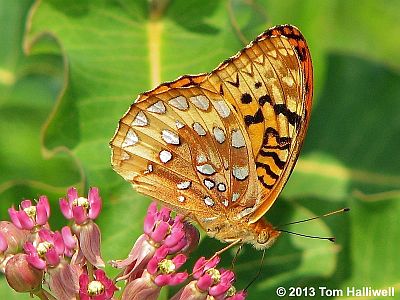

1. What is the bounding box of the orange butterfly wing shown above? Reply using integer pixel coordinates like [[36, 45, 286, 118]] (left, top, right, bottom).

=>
[[110, 24, 313, 234], [110, 84, 257, 224], [201, 25, 313, 222]]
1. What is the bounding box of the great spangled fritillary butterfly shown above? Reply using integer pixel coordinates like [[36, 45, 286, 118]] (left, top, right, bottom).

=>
[[110, 25, 313, 250]]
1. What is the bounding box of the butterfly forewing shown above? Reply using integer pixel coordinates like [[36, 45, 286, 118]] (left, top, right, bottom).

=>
[[200, 25, 312, 221]]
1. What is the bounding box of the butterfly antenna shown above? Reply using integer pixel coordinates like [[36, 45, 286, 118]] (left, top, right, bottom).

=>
[[277, 207, 350, 227], [244, 249, 266, 291], [277, 229, 336, 242]]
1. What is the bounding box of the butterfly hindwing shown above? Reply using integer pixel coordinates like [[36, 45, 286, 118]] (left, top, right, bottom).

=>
[[110, 85, 259, 225]]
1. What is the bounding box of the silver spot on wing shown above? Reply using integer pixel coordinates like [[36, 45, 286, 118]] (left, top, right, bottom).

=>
[[169, 96, 189, 110], [122, 130, 138, 148], [147, 101, 166, 114], [161, 129, 180, 145]]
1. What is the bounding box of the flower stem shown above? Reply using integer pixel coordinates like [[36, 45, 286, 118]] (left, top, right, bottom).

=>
[[33, 289, 57, 300]]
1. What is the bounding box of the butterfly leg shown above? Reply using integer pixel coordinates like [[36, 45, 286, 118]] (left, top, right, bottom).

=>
[[231, 245, 243, 271], [212, 238, 242, 258], [191, 239, 243, 276]]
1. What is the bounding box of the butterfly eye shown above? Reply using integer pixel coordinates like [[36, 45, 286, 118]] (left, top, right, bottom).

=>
[[257, 230, 270, 245]]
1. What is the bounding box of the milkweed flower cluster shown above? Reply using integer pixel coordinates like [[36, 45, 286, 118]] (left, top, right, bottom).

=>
[[1, 188, 246, 300]]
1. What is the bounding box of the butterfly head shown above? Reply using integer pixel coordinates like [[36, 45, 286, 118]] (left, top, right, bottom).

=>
[[250, 219, 281, 250]]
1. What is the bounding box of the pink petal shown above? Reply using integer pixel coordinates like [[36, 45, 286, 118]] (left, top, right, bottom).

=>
[[121, 274, 160, 300], [79, 273, 89, 291], [17, 211, 34, 230], [164, 229, 184, 248], [92, 294, 106, 300], [61, 226, 76, 250], [144, 211, 156, 235], [26, 253, 46, 270], [197, 273, 213, 291], [154, 246, 169, 260], [88, 188, 102, 220], [104, 284, 118, 299], [94, 269, 106, 281], [38, 228, 52, 241], [48, 262, 81, 300], [45, 248, 60, 266], [148, 202, 158, 215], [88, 187, 100, 204], [154, 274, 171, 286], [36, 200, 49, 225], [79, 294, 90, 300], [53, 231, 65, 255], [146, 257, 159, 275], [220, 269, 235, 284], [79, 222, 105, 268], [72, 205, 87, 225], [8, 208, 22, 229], [20, 200, 32, 209], [170, 281, 205, 300], [167, 239, 187, 254], [209, 281, 231, 297], [205, 256, 220, 270], [150, 221, 169, 243], [159, 207, 171, 221], [172, 272, 189, 285], [23, 242, 36, 254], [110, 234, 146, 269], [173, 215, 184, 225], [192, 257, 207, 279], [67, 187, 78, 202], [39, 196, 50, 216], [172, 254, 187, 269], [59, 198, 72, 219]]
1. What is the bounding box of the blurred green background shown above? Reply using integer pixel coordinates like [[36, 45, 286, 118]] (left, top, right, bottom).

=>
[[1, 0, 399, 299]]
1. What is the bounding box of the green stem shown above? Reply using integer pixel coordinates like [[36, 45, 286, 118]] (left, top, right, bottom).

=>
[[33, 288, 57, 300]]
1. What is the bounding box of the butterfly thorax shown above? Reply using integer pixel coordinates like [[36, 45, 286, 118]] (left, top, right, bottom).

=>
[[198, 215, 280, 250]]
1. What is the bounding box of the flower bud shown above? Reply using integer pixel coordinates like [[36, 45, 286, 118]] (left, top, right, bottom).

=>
[[5, 253, 44, 293], [0, 221, 28, 254]]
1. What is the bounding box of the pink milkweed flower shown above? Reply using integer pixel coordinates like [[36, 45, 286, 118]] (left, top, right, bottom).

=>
[[111, 202, 199, 282], [143, 202, 199, 254], [146, 246, 188, 286], [171, 256, 246, 300], [8, 196, 50, 230], [60, 187, 104, 268], [24, 229, 65, 270], [60, 187, 102, 224], [79, 269, 117, 300], [122, 246, 188, 300]]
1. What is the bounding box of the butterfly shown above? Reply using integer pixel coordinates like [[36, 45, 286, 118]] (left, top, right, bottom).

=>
[[110, 25, 313, 250]]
